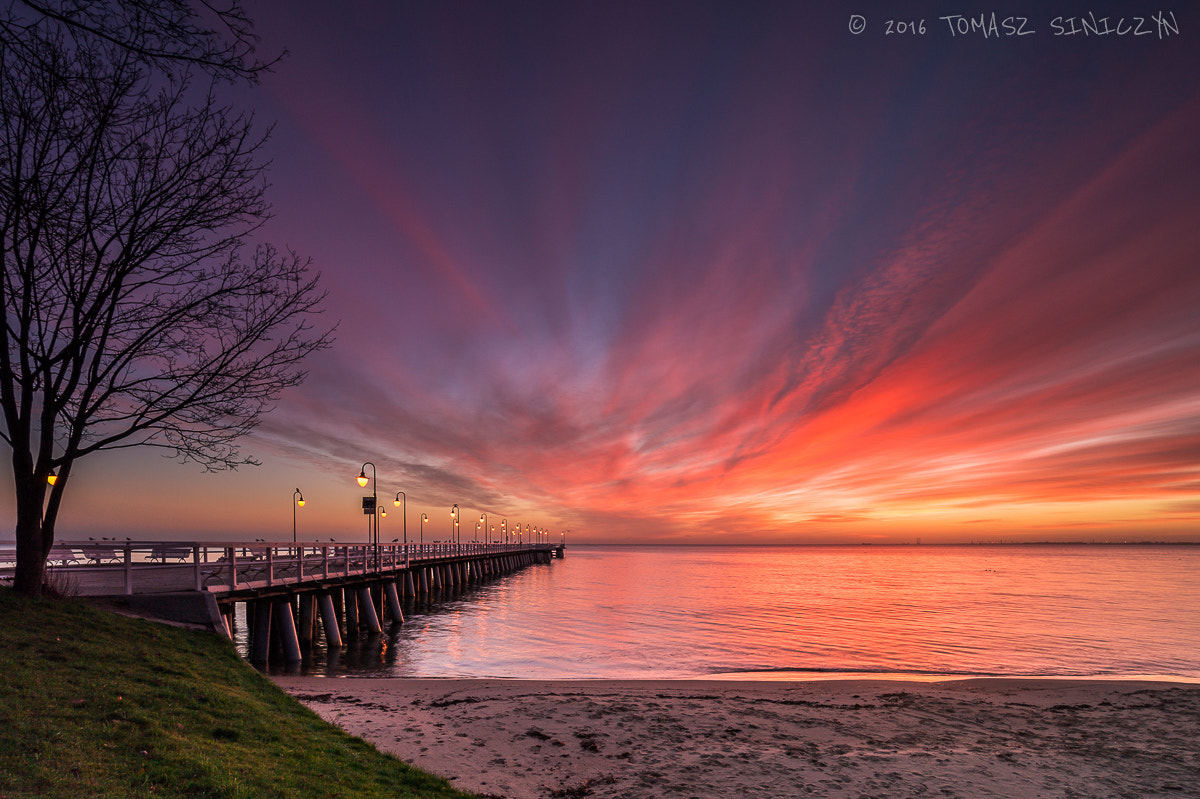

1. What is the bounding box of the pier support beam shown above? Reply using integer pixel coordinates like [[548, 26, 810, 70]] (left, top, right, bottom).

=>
[[318, 592, 343, 648], [275, 599, 303, 663], [345, 588, 359, 633], [250, 600, 271, 663], [298, 594, 315, 648], [357, 586, 382, 634], [384, 581, 404, 623]]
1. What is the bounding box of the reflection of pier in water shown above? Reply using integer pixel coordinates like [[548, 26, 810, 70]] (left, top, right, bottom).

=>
[[1, 540, 563, 667]]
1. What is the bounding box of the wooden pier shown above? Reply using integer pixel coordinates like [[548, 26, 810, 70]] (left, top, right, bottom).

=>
[[0, 540, 564, 664]]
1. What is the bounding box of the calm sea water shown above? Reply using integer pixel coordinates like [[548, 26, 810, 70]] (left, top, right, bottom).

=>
[[247, 545, 1200, 680]]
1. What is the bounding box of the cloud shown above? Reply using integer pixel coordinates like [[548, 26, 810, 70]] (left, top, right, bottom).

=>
[[79, 4, 1195, 544]]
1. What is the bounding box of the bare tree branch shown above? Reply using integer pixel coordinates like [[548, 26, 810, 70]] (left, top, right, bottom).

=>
[[4, 0, 281, 83]]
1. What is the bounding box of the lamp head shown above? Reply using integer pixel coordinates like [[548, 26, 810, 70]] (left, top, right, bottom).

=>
[[47, 471, 57, 486], [356, 469, 369, 487]]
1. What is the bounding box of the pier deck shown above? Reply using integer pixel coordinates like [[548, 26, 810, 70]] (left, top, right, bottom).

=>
[[0, 540, 559, 598], [1, 540, 563, 660]]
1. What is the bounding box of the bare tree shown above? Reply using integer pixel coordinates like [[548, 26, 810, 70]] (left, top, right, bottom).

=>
[[1, 11, 331, 595]]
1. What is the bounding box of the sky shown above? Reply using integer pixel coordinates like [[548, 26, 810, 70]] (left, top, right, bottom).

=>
[[14, 1, 1200, 545]]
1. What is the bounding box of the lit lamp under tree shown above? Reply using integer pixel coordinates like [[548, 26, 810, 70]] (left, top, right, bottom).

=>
[[293, 488, 305, 543]]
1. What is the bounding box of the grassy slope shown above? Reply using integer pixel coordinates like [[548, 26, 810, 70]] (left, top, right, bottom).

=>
[[0, 589, 477, 799]]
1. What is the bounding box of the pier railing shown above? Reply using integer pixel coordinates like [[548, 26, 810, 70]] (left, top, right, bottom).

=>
[[0, 540, 554, 597]]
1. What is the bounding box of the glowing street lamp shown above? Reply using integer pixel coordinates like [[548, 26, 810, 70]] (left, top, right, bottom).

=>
[[451, 504, 460, 546], [293, 488, 305, 542], [357, 462, 378, 566], [479, 513, 488, 546], [394, 491, 407, 551], [47, 470, 58, 486], [421, 513, 429, 545]]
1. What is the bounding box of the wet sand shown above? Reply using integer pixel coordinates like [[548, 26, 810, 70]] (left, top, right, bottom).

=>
[[272, 677, 1200, 799]]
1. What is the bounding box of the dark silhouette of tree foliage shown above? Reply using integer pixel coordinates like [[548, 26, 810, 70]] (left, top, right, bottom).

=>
[[2, 0, 278, 82], [1, 3, 331, 596]]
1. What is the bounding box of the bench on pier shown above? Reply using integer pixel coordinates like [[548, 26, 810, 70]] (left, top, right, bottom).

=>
[[46, 546, 80, 566], [149, 545, 193, 563], [81, 545, 121, 564], [198, 546, 356, 590]]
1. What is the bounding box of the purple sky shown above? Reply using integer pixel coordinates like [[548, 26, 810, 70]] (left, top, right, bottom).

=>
[[23, 2, 1200, 544]]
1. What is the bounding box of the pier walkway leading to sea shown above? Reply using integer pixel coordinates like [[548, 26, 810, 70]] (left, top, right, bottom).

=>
[[0, 540, 564, 664]]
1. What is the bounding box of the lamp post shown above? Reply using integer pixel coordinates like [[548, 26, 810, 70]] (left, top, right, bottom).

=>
[[451, 504, 460, 549], [421, 513, 429, 547], [357, 462, 377, 567], [479, 513, 488, 547], [293, 488, 305, 543], [394, 491, 407, 556]]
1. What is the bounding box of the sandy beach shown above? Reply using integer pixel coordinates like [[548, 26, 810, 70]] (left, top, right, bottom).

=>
[[272, 676, 1200, 798]]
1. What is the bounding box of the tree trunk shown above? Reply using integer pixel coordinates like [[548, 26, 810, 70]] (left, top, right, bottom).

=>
[[12, 465, 48, 597]]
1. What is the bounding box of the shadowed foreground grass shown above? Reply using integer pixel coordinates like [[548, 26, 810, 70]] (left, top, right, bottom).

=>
[[0, 588, 476, 799]]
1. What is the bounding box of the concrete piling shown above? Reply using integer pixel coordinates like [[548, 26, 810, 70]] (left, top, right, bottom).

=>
[[275, 599, 303, 662], [251, 599, 271, 663], [298, 594, 315, 647], [357, 586, 382, 634], [384, 581, 404, 623], [318, 592, 342, 648], [345, 588, 359, 633]]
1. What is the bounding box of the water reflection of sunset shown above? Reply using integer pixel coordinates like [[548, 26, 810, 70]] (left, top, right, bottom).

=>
[[273, 546, 1200, 680]]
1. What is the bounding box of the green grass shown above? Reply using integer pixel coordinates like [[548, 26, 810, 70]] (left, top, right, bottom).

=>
[[0, 589, 478, 799]]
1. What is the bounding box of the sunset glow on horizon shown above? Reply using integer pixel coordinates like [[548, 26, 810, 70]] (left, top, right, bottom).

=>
[[10, 2, 1198, 545]]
